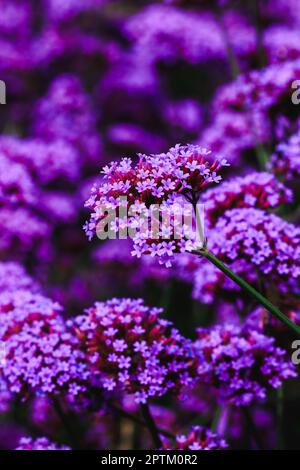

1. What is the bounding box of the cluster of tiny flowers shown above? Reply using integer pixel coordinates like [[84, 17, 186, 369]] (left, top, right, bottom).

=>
[[199, 109, 271, 164], [32, 74, 102, 162], [16, 437, 70, 450], [269, 131, 300, 181], [0, 290, 62, 340], [124, 5, 255, 65], [72, 298, 197, 403], [0, 152, 38, 206], [129, 201, 205, 267], [84, 144, 228, 266], [194, 324, 296, 406], [163, 426, 227, 450], [0, 206, 50, 255], [164, 99, 203, 134], [0, 136, 80, 184], [86, 144, 227, 208], [45, 0, 105, 23], [0, 290, 89, 401], [263, 26, 300, 64], [210, 208, 300, 280], [202, 172, 292, 226], [0, 261, 40, 294], [216, 59, 300, 113]]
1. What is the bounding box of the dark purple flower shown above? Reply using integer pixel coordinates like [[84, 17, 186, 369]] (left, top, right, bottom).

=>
[[163, 425, 227, 450], [202, 172, 292, 226], [194, 324, 296, 406], [72, 298, 197, 403]]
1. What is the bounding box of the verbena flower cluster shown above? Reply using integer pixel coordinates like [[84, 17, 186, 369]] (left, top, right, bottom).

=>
[[16, 437, 70, 450], [84, 144, 228, 266], [72, 298, 197, 403], [85, 144, 227, 210], [1, 0, 300, 452], [124, 5, 255, 66], [0, 136, 80, 184], [210, 209, 300, 280], [164, 426, 228, 451], [194, 325, 296, 406], [202, 172, 292, 226], [216, 59, 300, 113], [0, 290, 89, 401], [32, 75, 102, 163], [269, 132, 300, 182]]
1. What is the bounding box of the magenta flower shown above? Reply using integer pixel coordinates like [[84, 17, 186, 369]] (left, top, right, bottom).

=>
[[86, 144, 227, 208], [32, 75, 102, 163], [269, 131, 300, 181]]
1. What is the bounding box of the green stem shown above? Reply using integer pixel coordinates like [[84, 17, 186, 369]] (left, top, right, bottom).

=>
[[198, 249, 300, 337], [276, 386, 285, 450]]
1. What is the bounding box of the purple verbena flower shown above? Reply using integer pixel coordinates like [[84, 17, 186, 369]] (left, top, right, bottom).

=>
[[163, 425, 227, 450], [16, 436, 70, 450], [202, 172, 292, 226], [72, 298, 197, 403], [269, 131, 300, 181], [210, 208, 300, 280], [194, 324, 296, 406], [0, 290, 89, 402]]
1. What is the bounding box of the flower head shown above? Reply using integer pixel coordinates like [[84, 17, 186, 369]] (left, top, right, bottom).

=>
[[210, 208, 300, 280], [202, 172, 292, 226], [269, 131, 300, 181], [84, 144, 228, 266], [0, 261, 40, 294], [16, 436, 70, 450], [0, 291, 89, 402], [164, 425, 227, 450], [87, 144, 227, 209], [32, 75, 102, 162]]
